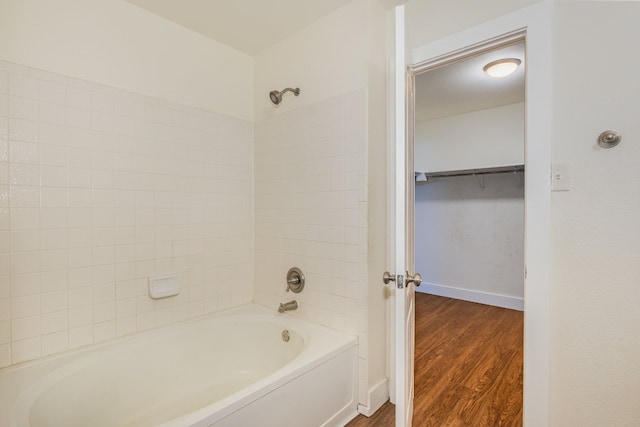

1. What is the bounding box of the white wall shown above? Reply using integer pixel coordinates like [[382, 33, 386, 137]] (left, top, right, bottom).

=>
[[414, 102, 525, 310], [549, 3, 640, 426], [415, 173, 524, 309], [253, 0, 369, 121], [405, 0, 541, 49], [0, 60, 254, 367], [364, 0, 390, 412], [252, 0, 389, 411], [0, 0, 253, 121], [414, 102, 524, 173]]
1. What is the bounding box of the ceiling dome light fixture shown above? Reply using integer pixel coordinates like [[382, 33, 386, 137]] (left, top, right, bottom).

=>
[[483, 58, 522, 78]]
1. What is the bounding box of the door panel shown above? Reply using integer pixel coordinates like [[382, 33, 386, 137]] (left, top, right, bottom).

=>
[[393, 5, 415, 427]]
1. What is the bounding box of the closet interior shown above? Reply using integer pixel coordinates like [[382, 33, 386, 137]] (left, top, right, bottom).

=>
[[413, 41, 525, 311]]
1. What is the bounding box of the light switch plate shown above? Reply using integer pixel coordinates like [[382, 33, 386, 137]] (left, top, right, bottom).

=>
[[551, 163, 571, 191]]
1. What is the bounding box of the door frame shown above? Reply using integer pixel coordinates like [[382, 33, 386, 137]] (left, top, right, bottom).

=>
[[393, 3, 553, 425]]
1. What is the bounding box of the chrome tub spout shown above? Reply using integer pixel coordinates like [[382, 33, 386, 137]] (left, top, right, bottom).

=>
[[278, 300, 298, 313]]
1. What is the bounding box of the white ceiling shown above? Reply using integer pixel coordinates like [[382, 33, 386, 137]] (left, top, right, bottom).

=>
[[125, 0, 402, 56], [414, 42, 525, 122]]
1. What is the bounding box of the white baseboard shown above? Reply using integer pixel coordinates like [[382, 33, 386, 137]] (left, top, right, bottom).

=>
[[325, 405, 359, 427], [417, 282, 524, 311], [357, 377, 389, 417]]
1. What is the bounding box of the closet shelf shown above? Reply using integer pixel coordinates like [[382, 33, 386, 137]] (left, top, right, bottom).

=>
[[415, 164, 524, 181]]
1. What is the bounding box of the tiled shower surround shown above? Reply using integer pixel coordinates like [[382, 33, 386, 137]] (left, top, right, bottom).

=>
[[0, 61, 371, 405], [253, 90, 369, 402], [0, 61, 254, 367]]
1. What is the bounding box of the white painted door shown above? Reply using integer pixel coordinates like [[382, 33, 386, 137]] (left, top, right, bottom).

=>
[[392, 6, 419, 427]]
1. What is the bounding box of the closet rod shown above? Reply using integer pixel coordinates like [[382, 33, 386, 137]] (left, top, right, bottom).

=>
[[417, 164, 524, 179]]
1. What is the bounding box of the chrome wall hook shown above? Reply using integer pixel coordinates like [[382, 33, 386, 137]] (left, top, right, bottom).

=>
[[598, 130, 622, 148]]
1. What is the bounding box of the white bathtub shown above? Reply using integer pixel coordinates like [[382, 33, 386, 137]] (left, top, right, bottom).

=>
[[0, 304, 358, 427]]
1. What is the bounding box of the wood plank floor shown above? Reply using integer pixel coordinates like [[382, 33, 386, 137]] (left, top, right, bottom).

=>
[[347, 293, 523, 427]]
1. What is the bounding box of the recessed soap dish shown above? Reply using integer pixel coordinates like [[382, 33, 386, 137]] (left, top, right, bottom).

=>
[[148, 276, 179, 299]]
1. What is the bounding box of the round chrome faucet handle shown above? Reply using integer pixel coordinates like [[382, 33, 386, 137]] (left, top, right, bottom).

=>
[[286, 267, 305, 293]]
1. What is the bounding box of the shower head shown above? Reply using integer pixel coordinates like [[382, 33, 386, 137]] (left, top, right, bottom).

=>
[[269, 87, 300, 105]]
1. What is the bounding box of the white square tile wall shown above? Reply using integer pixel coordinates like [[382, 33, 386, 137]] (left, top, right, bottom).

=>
[[0, 61, 254, 367], [253, 89, 369, 399]]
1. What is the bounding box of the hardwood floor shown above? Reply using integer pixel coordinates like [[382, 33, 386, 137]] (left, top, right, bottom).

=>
[[347, 293, 523, 427]]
